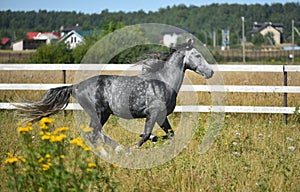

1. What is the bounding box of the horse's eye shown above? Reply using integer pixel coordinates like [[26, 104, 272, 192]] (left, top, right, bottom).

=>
[[195, 55, 201, 58]]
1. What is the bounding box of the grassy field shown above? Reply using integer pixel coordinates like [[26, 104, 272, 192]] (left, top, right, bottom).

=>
[[0, 66, 300, 191]]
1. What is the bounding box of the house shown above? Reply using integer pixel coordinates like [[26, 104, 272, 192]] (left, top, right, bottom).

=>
[[161, 26, 194, 48], [60, 24, 82, 37], [251, 22, 284, 45], [13, 32, 60, 51], [162, 27, 186, 48], [13, 39, 46, 51], [59, 30, 93, 49], [1, 37, 11, 49], [26, 32, 60, 44]]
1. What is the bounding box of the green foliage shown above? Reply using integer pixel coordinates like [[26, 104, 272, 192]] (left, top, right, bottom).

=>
[[109, 44, 169, 64], [4, 117, 119, 192], [29, 42, 73, 63], [1, 3, 300, 46], [252, 33, 265, 46]]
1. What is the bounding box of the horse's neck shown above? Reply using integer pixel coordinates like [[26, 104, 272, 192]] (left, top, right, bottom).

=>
[[159, 53, 185, 92]]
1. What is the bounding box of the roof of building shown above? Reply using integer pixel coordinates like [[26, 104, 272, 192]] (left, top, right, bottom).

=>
[[1, 37, 11, 45], [26, 32, 61, 40], [252, 22, 284, 33], [26, 32, 40, 39]]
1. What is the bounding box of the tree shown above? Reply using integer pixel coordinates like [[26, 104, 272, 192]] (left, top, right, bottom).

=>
[[29, 43, 73, 63], [252, 33, 264, 47]]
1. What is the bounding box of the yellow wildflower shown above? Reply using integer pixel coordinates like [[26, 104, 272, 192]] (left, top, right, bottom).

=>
[[87, 163, 96, 172], [41, 135, 51, 140], [38, 157, 44, 163], [88, 163, 96, 168], [4, 157, 19, 164], [50, 134, 67, 142], [18, 156, 26, 163], [41, 163, 51, 171], [17, 124, 33, 134], [40, 117, 54, 130], [45, 154, 51, 159], [53, 127, 69, 135], [84, 146, 91, 151], [60, 155, 65, 159], [70, 137, 84, 147]]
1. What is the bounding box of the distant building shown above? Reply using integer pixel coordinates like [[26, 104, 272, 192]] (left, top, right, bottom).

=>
[[1, 37, 11, 49], [26, 32, 60, 44], [13, 39, 46, 51], [60, 24, 82, 37], [162, 27, 185, 47], [59, 30, 93, 49], [251, 22, 284, 45]]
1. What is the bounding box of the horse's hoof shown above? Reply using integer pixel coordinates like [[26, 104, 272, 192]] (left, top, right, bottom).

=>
[[169, 132, 174, 137], [150, 135, 158, 142]]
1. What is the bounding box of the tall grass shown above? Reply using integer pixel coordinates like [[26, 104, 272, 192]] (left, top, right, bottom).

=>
[[0, 68, 300, 191], [1, 111, 299, 191]]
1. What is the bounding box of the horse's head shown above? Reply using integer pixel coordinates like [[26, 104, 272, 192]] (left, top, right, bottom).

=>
[[183, 39, 214, 79]]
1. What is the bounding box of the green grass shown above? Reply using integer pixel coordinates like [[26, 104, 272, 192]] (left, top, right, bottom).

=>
[[1, 110, 299, 191]]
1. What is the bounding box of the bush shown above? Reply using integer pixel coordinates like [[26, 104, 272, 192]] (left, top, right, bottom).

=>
[[4, 117, 118, 192]]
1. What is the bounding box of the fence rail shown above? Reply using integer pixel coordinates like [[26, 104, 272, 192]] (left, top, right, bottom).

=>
[[1, 64, 300, 115]]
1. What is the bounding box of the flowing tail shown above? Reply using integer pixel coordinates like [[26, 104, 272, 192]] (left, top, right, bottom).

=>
[[15, 85, 73, 122]]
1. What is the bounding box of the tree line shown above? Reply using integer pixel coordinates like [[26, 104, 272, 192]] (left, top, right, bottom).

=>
[[1, 2, 300, 46]]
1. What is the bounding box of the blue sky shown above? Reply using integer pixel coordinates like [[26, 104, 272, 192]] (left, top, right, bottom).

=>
[[1, 0, 298, 13]]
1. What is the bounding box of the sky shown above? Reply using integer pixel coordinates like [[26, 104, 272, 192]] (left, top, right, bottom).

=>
[[1, 0, 299, 13]]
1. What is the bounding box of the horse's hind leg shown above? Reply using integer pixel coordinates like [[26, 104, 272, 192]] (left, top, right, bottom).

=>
[[158, 117, 174, 137], [77, 95, 118, 148]]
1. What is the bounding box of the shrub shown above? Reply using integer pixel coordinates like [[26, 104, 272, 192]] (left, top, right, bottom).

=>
[[4, 117, 118, 192]]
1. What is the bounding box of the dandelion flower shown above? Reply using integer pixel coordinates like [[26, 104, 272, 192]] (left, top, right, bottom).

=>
[[40, 117, 54, 130], [50, 134, 67, 142], [18, 124, 33, 134], [38, 157, 44, 163], [70, 137, 84, 147], [88, 163, 96, 168], [18, 156, 26, 163], [41, 163, 51, 171], [53, 127, 70, 135], [45, 154, 51, 159], [60, 155, 65, 159], [4, 157, 19, 164], [84, 146, 91, 151], [41, 135, 51, 140]]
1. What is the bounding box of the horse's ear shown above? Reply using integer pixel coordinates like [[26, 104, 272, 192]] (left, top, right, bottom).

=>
[[186, 38, 194, 49]]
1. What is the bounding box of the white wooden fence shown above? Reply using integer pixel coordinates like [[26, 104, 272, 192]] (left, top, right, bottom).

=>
[[1, 64, 300, 114]]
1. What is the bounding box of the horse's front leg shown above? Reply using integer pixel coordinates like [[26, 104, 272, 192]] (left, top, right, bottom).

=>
[[136, 111, 160, 147]]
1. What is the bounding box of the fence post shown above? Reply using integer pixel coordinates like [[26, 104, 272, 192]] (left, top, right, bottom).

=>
[[283, 65, 288, 124], [62, 69, 67, 117]]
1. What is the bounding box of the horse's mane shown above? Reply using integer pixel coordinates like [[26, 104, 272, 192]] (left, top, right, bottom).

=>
[[135, 43, 188, 73]]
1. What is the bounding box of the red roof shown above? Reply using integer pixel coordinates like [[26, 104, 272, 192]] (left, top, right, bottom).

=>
[[1, 37, 10, 45], [26, 32, 61, 39], [26, 32, 39, 39]]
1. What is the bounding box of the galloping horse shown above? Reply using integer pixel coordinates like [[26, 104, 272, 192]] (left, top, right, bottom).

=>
[[17, 39, 214, 147]]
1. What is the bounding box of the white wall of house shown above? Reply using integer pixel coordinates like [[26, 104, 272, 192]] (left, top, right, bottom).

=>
[[12, 40, 23, 51], [62, 32, 84, 49], [163, 33, 179, 47]]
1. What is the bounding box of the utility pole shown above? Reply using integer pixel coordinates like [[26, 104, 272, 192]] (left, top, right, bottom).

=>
[[292, 19, 295, 63], [242, 16, 245, 63]]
